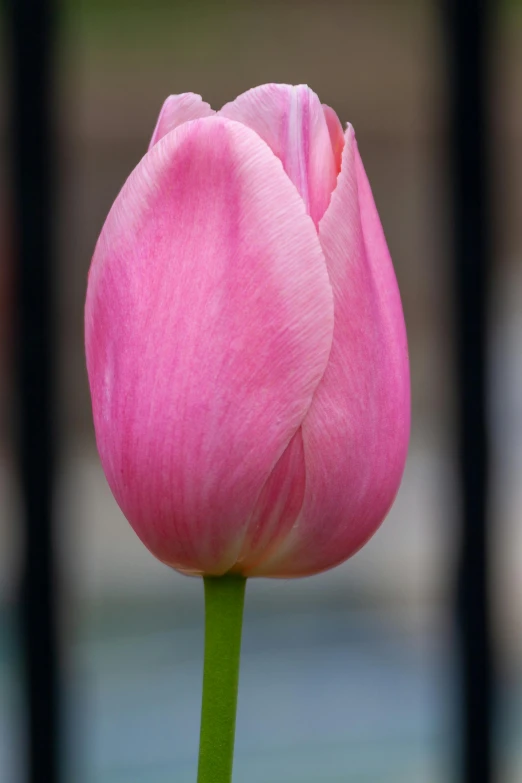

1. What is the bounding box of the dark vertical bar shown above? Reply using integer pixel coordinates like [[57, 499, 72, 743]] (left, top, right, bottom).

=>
[[6, 1, 61, 782], [444, 1, 496, 782]]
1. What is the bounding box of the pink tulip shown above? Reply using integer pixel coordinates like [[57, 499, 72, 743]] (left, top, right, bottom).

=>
[[85, 83, 410, 578]]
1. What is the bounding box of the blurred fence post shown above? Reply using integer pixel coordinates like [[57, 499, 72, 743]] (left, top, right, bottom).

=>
[[443, 0, 496, 781], [6, 0, 62, 782]]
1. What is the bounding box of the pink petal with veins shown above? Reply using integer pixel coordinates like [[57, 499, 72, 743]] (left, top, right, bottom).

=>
[[149, 93, 214, 149], [220, 84, 338, 226], [86, 115, 333, 576]]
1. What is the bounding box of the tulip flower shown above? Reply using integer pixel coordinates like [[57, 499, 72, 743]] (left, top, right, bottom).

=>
[[85, 84, 410, 783]]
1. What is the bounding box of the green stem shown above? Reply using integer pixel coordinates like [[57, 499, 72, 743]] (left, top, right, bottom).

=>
[[197, 575, 246, 783]]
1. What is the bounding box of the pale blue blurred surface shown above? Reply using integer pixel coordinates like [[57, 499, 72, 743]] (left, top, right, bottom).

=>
[[2, 596, 522, 782], [75, 607, 448, 783], [1, 599, 452, 782]]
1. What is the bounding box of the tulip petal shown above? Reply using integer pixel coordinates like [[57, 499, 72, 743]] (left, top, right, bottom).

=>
[[220, 84, 338, 226], [253, 126, 410, 577], [86, 116, 334, 576], [233, 430, 306, 573], [322, 103, 345, 175], [149, 93, 214, 149]]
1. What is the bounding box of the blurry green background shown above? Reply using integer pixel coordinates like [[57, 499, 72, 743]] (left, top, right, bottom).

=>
[[1, 0, 522, 781]]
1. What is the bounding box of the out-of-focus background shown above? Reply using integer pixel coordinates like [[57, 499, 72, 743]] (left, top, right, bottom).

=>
[[1, 0, 521, 781]]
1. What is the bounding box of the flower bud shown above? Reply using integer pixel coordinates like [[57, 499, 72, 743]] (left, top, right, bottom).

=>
[[85, 84, 410, 578]]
